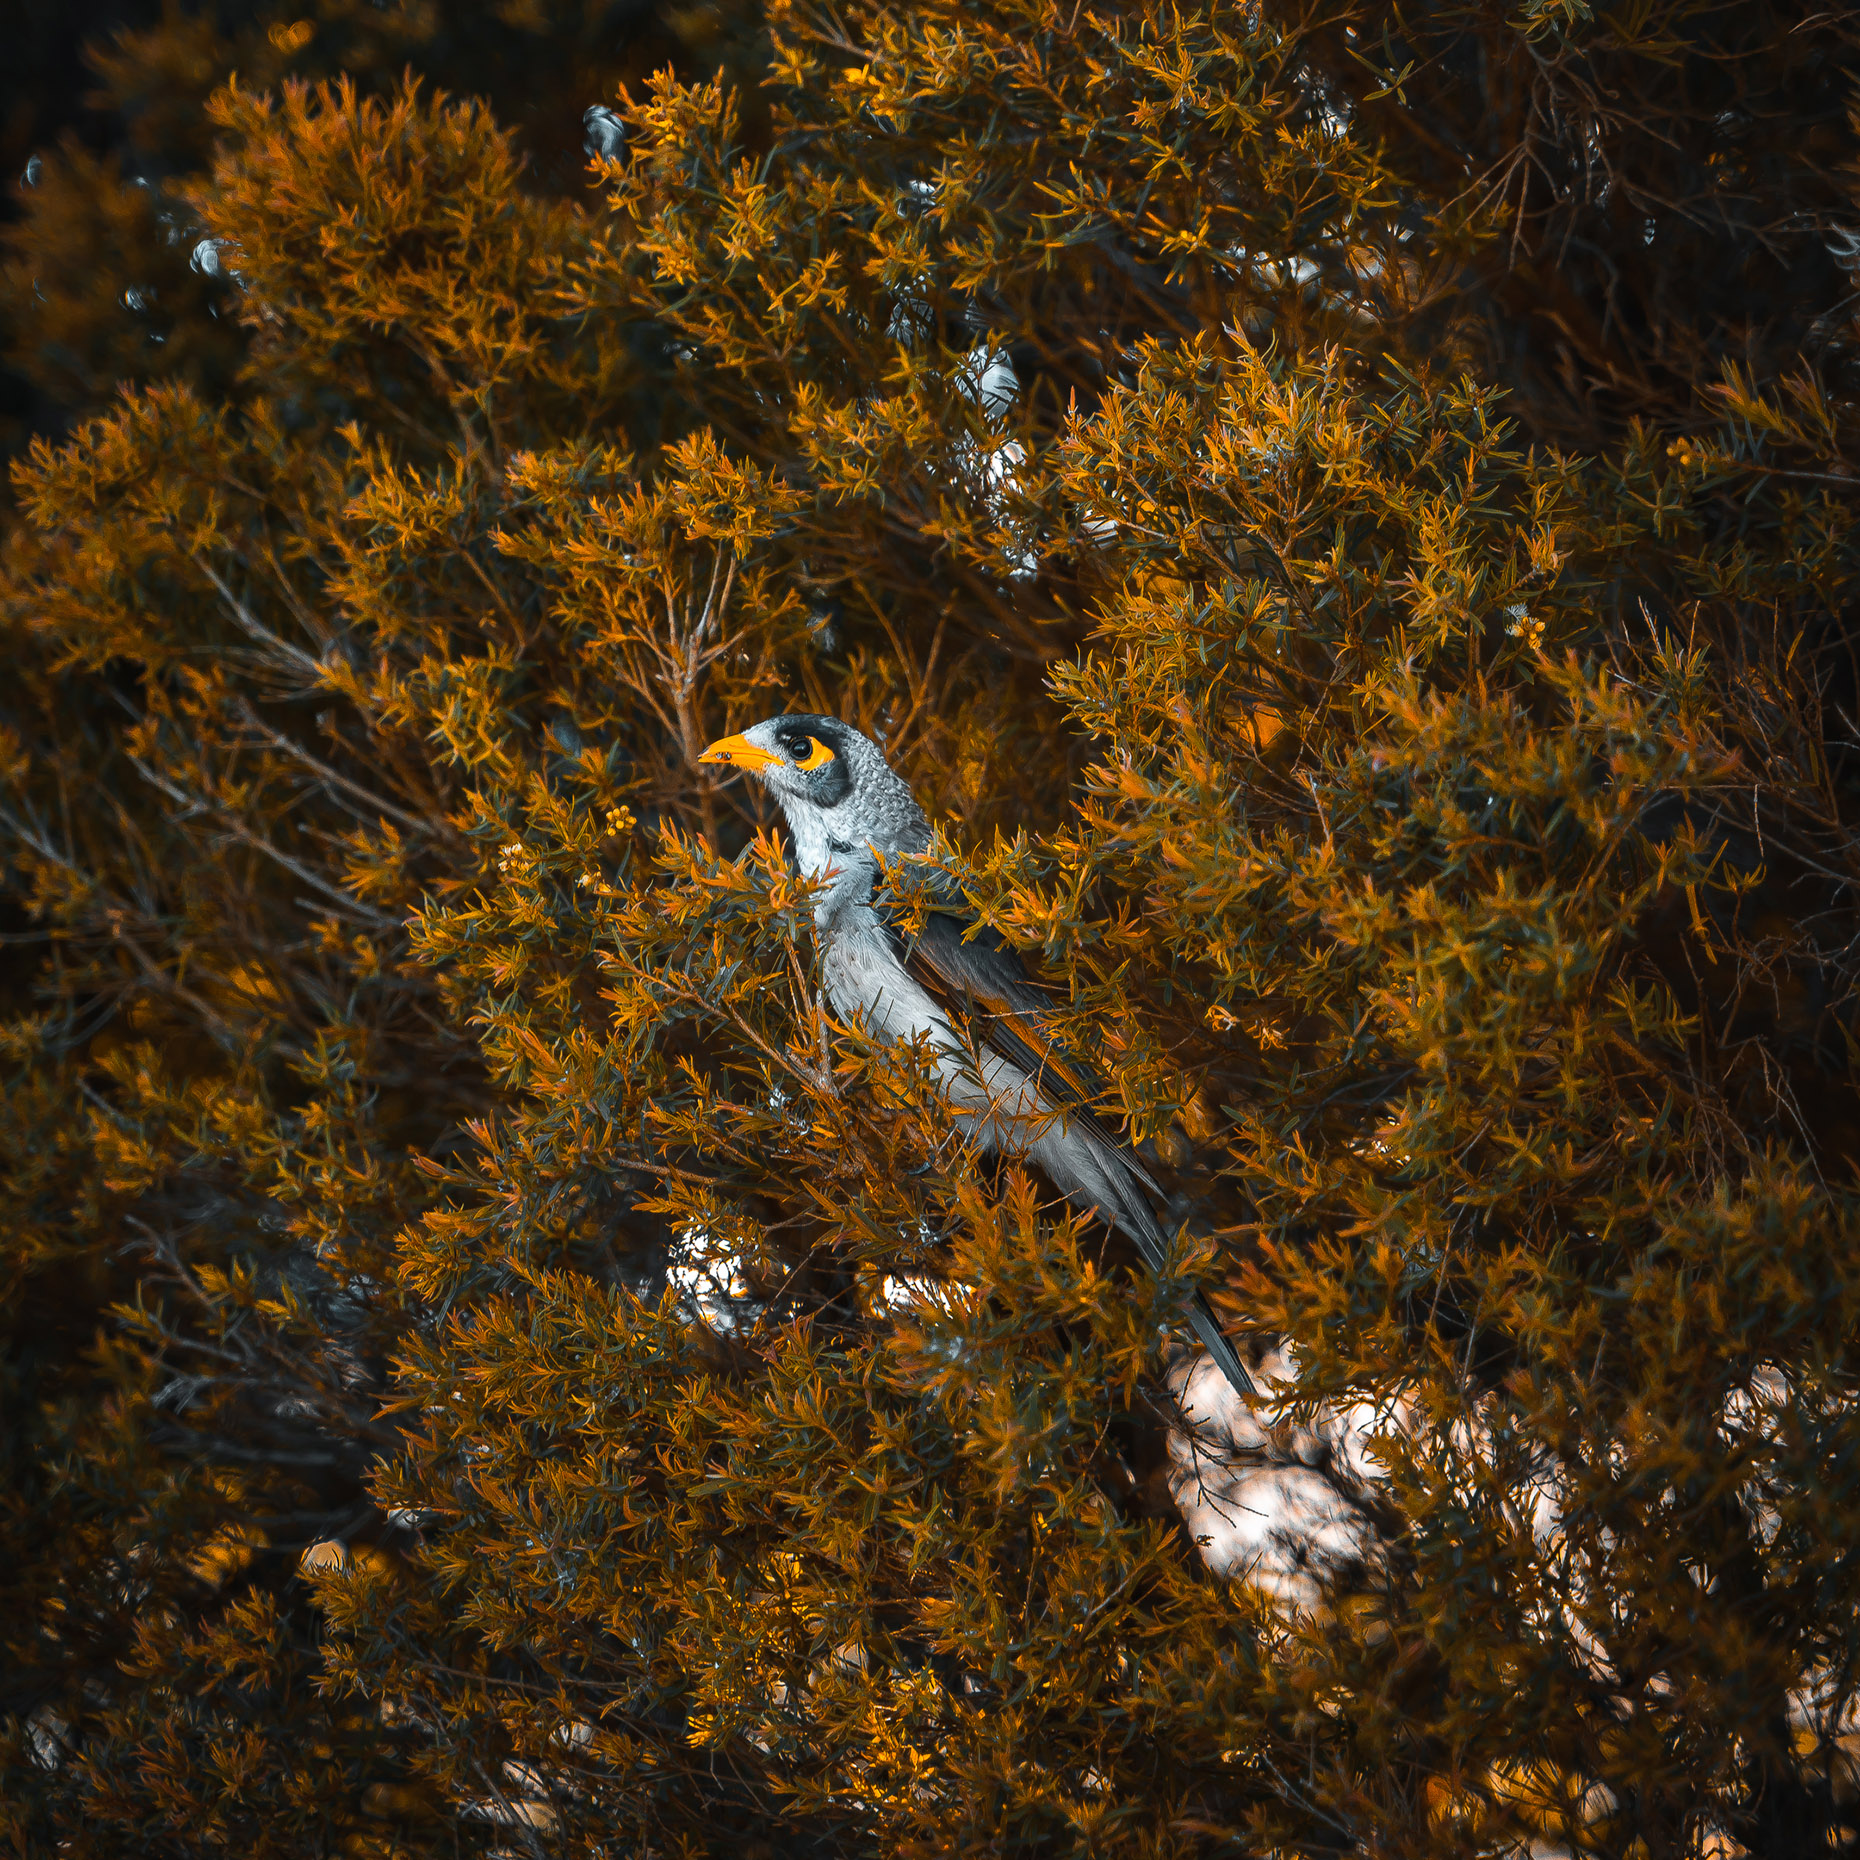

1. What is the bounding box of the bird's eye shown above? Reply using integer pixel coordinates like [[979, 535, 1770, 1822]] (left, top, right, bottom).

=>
[[779, 732, 835, 770]]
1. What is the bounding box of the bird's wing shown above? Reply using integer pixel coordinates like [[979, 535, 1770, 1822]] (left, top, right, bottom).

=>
[[873, 891, 1161, 1193], [872, 880, 1256, 1402]]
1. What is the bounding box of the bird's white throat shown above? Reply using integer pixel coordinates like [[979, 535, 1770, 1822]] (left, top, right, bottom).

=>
[[778, 800, 845, 884]]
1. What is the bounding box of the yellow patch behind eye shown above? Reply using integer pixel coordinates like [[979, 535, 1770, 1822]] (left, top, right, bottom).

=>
[[794, 736, 836, 771]]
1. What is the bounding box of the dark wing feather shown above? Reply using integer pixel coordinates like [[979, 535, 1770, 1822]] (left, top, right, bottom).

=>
[[877, 901, 1153, 1180], [873, 890, 1257, 1401]]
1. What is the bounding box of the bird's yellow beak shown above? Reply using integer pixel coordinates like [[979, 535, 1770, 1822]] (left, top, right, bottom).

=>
[[698, 732, 781, 772]]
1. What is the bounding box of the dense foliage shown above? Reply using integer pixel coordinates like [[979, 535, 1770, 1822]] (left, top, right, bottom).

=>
[[4, 0, 1860, 1855]]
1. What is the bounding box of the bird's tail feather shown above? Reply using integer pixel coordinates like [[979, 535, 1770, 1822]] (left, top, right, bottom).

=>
[[1181, 1291, 1256, 1403], [1083, 1144, 1255, 1403]]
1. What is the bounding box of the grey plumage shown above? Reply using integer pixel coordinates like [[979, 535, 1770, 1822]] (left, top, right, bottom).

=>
[[699, 713, 1254, 1400]]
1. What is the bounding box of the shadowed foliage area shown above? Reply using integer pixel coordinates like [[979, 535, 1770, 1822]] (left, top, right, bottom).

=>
[[0, 0, 766, 487], [2, 0, 1859, 1855]]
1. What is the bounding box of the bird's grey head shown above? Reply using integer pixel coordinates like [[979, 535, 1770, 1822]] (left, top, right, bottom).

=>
[[699, 713, 930, 878]]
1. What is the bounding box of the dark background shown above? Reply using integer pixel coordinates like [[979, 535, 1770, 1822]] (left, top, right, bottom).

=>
[[3, 0, 175, 446]]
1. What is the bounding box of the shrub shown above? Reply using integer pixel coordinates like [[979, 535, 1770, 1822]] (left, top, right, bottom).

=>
[[4, 0, 1859, 1854]]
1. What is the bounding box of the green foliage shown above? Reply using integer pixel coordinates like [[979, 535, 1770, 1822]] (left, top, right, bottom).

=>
[[3, 0, 1859, 1855]]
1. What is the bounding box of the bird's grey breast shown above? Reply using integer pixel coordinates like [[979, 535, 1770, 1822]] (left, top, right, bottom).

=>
[[814, 883, 1032, 1152]]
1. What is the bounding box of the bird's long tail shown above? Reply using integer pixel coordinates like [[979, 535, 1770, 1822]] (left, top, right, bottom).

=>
[[1021, 1109, 1255, 1403], [1088, 1150, 1255, 1404], [1171, 1279, 1256, 1404], [1154, 1263, 1256, 1405]]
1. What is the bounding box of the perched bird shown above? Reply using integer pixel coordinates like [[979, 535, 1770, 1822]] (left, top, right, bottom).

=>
[[700, 713, 1254, 1400]]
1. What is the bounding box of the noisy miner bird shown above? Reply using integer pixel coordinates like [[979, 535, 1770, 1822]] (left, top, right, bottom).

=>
[[699, 712, 1254, 1400]]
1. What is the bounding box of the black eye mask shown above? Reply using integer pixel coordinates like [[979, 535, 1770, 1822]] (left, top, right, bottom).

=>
[[807, 750, 853, 809]]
